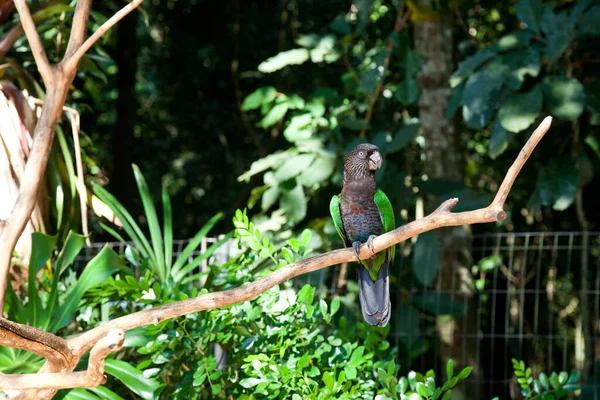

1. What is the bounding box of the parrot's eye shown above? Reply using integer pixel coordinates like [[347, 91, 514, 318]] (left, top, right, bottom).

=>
[[358, 151, 366, 158]]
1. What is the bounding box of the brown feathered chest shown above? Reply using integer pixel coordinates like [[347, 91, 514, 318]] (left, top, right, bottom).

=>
[[340, 179, 383, 244]]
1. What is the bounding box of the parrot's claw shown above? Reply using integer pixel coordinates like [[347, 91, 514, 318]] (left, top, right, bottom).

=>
[[366, 235, 377, 254], [352, 241, 362, 262]]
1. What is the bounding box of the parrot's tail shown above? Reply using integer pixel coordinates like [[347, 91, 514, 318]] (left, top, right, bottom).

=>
[[357, 261, 391, 327]]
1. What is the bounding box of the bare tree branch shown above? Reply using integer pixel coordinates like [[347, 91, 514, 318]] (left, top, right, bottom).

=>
[[63, 0, 144, 71], [12, 0, 53, 86], [63, 0, 92, 60], [0, 329, 124, 390], [0, 318, 71, 369], [0, 117, 552, 396]]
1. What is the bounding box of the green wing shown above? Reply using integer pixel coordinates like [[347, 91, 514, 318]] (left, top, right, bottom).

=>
[[374, 189, 396, 262], [329, 195, 349, 246]]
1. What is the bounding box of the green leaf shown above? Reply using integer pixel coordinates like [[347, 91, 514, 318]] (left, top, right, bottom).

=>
[[399, 376, 409, 394], [396, 79, 421, 105], [539, 372, 549, 389], [133, 165, 165, 280], [540, 9, 574, 62], [242, 87, 277, 111], [63, 389, 102, 400], [528, 158, 579, 211], [330, 297, 340, 316], [330, 14, 351, 35], [87, 387, 126, 400], [413, 232, 441, 286], [284, 113, 313, 142], [442, 390, 453, 400], [549, 374, 561, 390], [123, 327, 152, 348], [462, 68, 503, 129], [323, 371, 335, 391], [27, 233, 57, 327], [489, 119, 512, 159], [171, 213, 223, 275], [280, 182, 307, 224], [415, 382, 429, 397], [542, 77, 586, 121], [349, 346, 365, 368], [355, 0, 372, 32], [55, 231, 86, 277], [360, 66, 386, 94], [297, 285, 315, 304], [344, 365, 357, 379], [446, 359, 454, 379], [387, 123, 420, 153], [457, 366, 473, 380], [273, 154, 315, 182], [498, 86, 543, 133], [516, 0, 542, 33], [178, 232, 233, 283], [45, 231, 87, 329], [446, 82, 465, 118], [501, 47, 541, 90], [297, 353, 311, 369], [281, 247, 294, 264], [211, 384, 222, 395], [51, 246, 126, 331], [104, 359, 163, 399], [162, 187, 173, 273], [297, 153, 335, 187], [258, 49, 310, 73], [93, 183, 155, 266], [450, 48, 496, 87], [492, 30, 536, 52], [259, 103, 289, 128], [261, 184, 280, 212]]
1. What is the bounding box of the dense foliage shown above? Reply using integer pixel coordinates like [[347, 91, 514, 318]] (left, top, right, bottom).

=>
[[0, 0, 598, 398]]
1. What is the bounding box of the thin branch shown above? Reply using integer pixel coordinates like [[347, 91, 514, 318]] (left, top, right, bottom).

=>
[[63, 0, 92, 60], [0, 318, 71, 369], [63, 0, 144, 71], [492, 116, 551, 206], [0, 116, 552, 394], [0, 329, 124, 389], [359, 6, 410, 138], [70, 117, 551, 352], [12, 0, 53, 85]]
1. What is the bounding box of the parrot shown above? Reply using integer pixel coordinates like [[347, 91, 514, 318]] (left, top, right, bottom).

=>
[[330, 143, 395, 327]]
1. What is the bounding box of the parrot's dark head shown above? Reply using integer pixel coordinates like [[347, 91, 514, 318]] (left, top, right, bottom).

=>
[[343, 143, 382, 183]]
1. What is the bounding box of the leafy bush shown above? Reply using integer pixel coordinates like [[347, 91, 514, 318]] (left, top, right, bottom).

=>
[[511, 359, 580, 399]]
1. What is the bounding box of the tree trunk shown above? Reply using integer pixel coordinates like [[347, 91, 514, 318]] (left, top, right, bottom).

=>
[[413, 7, 483, 398]]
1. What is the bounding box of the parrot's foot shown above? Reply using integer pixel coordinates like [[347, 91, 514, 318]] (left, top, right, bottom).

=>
[[352, 241, 362, 262], [366, 235, 377, 254]]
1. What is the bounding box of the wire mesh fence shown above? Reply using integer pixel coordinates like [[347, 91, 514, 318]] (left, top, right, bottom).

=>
[[81, 231, 599, 400]]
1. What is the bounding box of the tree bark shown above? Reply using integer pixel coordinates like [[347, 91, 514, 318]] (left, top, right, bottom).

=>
[[413, 6, 483, 398]]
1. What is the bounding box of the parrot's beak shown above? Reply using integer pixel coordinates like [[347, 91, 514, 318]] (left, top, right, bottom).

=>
[[368, 151, 382, 170]]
